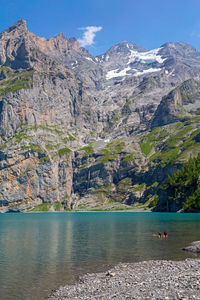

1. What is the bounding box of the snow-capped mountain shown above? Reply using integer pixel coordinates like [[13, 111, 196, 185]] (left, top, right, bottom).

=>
[[1, 20, 200, 212]]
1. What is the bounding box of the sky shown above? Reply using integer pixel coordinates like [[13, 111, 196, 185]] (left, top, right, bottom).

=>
[[0, 0, 200, 56]]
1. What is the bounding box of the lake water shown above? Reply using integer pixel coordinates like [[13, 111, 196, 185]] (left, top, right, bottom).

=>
[[0, 212, 200, 299]]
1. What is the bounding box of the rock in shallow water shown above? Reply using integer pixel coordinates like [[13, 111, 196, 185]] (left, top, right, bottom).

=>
[[182, 241, 200, 253]]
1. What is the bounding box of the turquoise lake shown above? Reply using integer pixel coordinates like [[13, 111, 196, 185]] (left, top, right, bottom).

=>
[[0, 212, 200, 299]]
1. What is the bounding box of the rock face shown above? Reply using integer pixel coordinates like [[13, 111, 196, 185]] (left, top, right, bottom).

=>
[[152, 79, 200, 127], [1, 20, 200, 212]]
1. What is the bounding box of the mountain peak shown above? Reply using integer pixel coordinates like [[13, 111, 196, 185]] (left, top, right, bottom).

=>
[[15, 19, 27, 27], [53, 33, 66, 40], [2, 19, 27, 36], [106, 41, 146, 55], [160, 41, 198, 57]]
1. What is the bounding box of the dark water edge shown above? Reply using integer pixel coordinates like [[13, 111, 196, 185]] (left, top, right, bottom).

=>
[[0, 212, 200, 300]]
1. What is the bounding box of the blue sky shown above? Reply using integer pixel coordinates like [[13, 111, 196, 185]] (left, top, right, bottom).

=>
[[0, 0, 200, 56]]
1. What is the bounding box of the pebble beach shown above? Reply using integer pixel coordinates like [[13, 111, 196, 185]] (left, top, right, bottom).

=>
[[48, 258, 200, 300]]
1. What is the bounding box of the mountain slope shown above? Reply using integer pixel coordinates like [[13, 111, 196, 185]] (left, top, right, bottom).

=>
[[0, 20, 200, 212]]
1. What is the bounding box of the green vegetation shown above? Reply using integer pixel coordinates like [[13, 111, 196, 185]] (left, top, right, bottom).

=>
[[149, 120, 200, 166], [166, 125, 193, 147], [65, 208, 72, 211], [140, 141, 152, 156], [80, 143, 94, 156], [0, 143, 7, 149], [140, 127, 169, 156], [0, 69, 34, 96], [16, 121, 28, 129], [45, 144, 60, 150], [93, 191, 107, 202], [122, 153, 134, 162], [144, 195, 159, 208], [159, 148, 180, 166], [130, 183, 146, 193], [39, 125, 64, 134], [61, 195, 70, 208], [23, 144, 45, 153], [2, 122, 76, 165], [54, 202, 62, 211], [30, 203, 51, 212], [160, 153, 200, 211], [14, 132, 32, 142], [101, 139, 125, 154], [98, 139, 125, 163], [67, 131, 76, 141], [184, 186, 200, 211], [141, 121, 199, 165], [62, 137, 69, 144], [112, 117, 120, 122], [175, 107, 187, 118], [180, 88, 199, 100], [39, 155, 50, 162], [186, 116, 200, 124], [95, 183, 112, 191], [8, 200, 28, 208], [58, 147, 72, 156], [100, 154, 118, 163], [79, 163, 88, 169], [0, 66, 14, 73], [150, 181, 159, 188]]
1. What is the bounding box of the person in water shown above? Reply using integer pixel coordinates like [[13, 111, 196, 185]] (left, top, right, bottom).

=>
[[163, 232, 168, 238], [152, 232, 168, 238]]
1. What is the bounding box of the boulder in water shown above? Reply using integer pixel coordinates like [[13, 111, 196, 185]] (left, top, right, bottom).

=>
[[182, 241, 200, 253]]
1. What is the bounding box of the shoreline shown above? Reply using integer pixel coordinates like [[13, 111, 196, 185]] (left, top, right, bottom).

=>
[[0, 205, 153, 214], [48, 258, 200, 299], [2, 210, 200, 213], [1, 204, 200, 213]]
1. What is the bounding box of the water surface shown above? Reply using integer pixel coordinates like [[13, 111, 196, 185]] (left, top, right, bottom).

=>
[[0, 212, 200, 299]]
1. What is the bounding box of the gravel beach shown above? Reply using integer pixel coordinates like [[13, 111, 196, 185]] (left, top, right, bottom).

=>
[[48, 259, 200, 300]]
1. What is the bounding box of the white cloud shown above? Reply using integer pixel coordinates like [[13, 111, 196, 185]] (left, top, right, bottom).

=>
[[78, 26, 102, 47]]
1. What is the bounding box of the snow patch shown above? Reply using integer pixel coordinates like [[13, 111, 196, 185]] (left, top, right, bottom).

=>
[[106, 67, 131, 80], [128, 48, 166, 65], [106, 66, 162, 79], [86, 57, 94, 62], [71, 60, 78, 66], [133, 68, 162, 76], [105, 55, 109, 61]]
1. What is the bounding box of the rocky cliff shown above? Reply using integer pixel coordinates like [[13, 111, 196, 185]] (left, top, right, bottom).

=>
[[1, 20, 200, 212]]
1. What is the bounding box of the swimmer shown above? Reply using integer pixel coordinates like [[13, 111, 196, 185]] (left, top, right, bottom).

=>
[[158, 232, 162, 238], [163, 232, 168, 238]]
